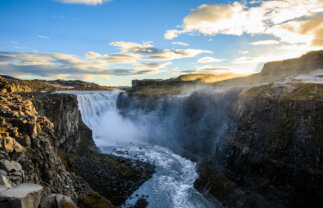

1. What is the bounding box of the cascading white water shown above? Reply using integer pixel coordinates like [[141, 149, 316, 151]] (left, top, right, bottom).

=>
[[67, 90, 216, 208], [75, 91, 143, 146]]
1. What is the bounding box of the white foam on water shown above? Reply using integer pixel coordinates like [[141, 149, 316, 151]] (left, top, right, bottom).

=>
[[64, 90, 216, 208]]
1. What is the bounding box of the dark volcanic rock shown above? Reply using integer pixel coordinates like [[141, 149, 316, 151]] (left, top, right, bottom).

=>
[[32, 92, 155, 206], [119, 81, 323, 208], [73, 152, 155, 206], [133, 197, 148, 208], [194, 84, 323, 208], [32, 93, 98, 156]]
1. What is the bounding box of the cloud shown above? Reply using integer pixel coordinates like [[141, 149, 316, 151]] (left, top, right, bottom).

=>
[[10, 41, 26, 50], [0, 51, 160, 81], [165, 30, 182, 40], [238, 50, 249, 54], [164, 0, 323, 46], [110, 41, 212, 61], [37, 35, 51, 39], [289, 17, 323, 46], [57, 0, 111, 5], [84, 51, 104, 59], [195, 65, 230, 74], [172, 41, 189, 46], [233, 56, 268, 64], [0, 41, 212, 81], [250, 40, 279, 45], [197, 56, 225, 63]]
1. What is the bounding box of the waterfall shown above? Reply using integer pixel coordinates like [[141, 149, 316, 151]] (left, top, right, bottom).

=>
[[68, 91, 143, 147], [60, 88, 241, 208]]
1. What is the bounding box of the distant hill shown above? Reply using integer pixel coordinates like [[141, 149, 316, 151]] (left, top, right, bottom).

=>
[[215, 50, 323, 87], [132, 73, 246, 88], [177, 73, 247, 83], [0, 76, 113, 93], [130, 50, 323, 96]]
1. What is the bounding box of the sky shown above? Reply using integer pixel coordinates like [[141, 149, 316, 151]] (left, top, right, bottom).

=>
[[0, 0, 322, 86]]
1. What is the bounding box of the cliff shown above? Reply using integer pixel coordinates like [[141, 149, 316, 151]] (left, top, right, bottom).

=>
[[32, 93, 97, 156], [117, 82, 322, 207], [194, 83, 323, 208], [0, 88, 154, 207], [0, 92, 88, 201], [32, 93, 154, 206]]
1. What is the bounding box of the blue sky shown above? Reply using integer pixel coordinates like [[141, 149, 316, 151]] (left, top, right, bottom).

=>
[[0, 0, 322, 86]]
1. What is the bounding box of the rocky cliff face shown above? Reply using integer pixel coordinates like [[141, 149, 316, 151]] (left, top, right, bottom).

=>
[[32, 93, 154, 206], [116, 81, 323, 208], [194, 83, 323, 208], [0, 89, 154, 207], [0, 92, 88, 200], [32, 93, 97, 156], [121, 51, 323, 208]]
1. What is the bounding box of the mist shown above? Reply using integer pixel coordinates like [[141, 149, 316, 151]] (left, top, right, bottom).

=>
[[73, 86, 243, 159]]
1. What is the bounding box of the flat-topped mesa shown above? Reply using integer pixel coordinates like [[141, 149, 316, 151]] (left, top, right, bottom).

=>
[[131, 73, 244, 88], [132, 78, 183, 88]]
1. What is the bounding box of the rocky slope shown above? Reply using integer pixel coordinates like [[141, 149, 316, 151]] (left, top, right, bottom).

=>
[[0, 92, 86, 207], [0, 80, 154, 207], [0, 75, 113, 93]]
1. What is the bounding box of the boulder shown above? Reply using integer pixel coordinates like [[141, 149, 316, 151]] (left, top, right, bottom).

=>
[[56, 194, 74, 208], [0, 169, 7, 176], [2, 137, 24, 153], [40, 194, 57, 208], [0, 160, 22, 172], [0, 175, 12, 187], [0, 183, 43, 208]]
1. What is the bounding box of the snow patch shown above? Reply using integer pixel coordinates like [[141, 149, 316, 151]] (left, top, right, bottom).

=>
[[276, 69, 323, 85]]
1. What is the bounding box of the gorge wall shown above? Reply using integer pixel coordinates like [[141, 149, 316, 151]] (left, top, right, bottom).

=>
[[116, 82, 323, 208], [0, 90, 154, 207], [31, 93, 155, 207], [195, 83, 323, 208]]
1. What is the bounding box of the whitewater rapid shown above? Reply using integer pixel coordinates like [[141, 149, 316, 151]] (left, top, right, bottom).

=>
[[70, 91, 215, 208]]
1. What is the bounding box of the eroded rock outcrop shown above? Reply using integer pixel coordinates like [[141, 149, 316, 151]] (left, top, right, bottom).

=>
[[0, 92, 89, 199], [32, 93, 97, 156], [0, 183, 42, 208]]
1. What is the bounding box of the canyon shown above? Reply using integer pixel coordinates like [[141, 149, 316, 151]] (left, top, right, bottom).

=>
[[0, 50, 322, 208]]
